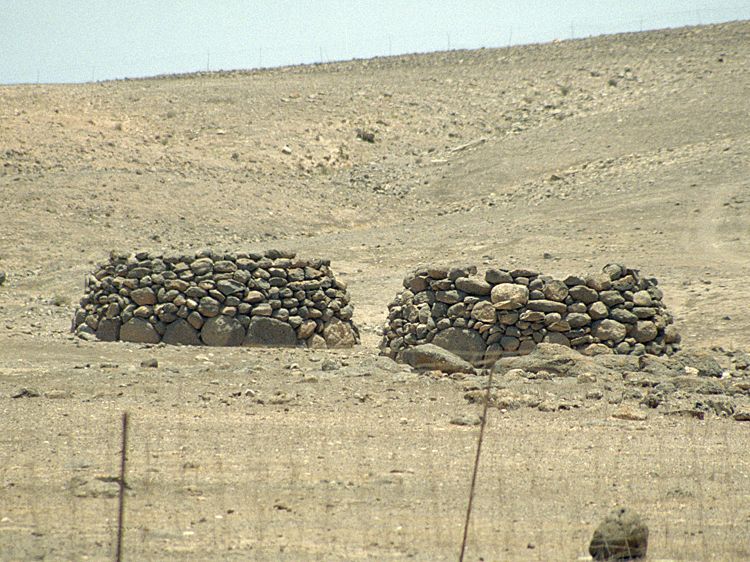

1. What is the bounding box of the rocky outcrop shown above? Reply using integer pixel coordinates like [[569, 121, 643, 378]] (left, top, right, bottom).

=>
[[72, 249, 359, 348], [381, 263, 679, 366]]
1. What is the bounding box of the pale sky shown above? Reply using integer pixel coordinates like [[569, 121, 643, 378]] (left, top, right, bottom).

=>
[[2, 1, 749, 84]]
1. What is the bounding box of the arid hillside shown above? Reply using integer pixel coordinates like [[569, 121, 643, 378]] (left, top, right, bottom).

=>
[[1, 21, 749, 561]]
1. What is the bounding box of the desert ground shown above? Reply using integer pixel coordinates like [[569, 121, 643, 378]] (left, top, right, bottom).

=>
[[1, 21, 750, 561]]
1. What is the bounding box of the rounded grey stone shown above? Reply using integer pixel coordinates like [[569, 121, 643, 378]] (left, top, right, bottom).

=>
[[632, 290, 653, 307], [585, 272, 612, 292], [631, 320, 658, 343], [543, 279, 569, 302], [197, 296, 220, 318], [485, 269, 513, 284], [588, 301, 609, 320], [490, 283, 529, 309], [593, 319, 627, 343], [130, 287, 157, 306], [470, 300, 496, 323], [455, 277, 491, 296], [568, 285, 599, 304], [251, 302, 273, 316], [589, 507, 648, 561], [566, 312, 591, 329]]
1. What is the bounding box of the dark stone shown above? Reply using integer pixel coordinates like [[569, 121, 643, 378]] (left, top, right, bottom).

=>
[[243, 317, 297, 347], [216, 279, 245, 296], [568, 285, 599, 304], [431, 327, 486, 365], [485, 269, 513, 284], [163, 318, 202, 346], [96, 318, 121, 342]]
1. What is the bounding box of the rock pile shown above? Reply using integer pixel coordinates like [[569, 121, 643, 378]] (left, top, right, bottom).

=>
[[381, 264, 680, 366], [72, 249, 359, 348]]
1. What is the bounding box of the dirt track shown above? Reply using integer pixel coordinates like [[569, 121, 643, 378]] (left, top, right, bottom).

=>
[[1, 21, 750, 561]]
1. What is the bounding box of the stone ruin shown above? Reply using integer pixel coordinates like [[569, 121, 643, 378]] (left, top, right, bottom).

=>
[[72, 249, 359, 348], [380, 263, 681, 366]]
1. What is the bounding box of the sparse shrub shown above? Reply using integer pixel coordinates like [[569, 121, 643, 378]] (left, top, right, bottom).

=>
[[51, 294, 69, 307], [113, 122, 123, 131], [558, 84, 571, 96], [608, 78, 618, 87]]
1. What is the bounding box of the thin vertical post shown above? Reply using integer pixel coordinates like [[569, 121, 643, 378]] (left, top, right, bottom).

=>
[[458, 369, 494, 562], [115, 412, 129, 562]]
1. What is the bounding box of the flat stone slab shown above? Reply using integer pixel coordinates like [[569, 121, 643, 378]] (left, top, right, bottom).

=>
[[402, 344, 476, 374]]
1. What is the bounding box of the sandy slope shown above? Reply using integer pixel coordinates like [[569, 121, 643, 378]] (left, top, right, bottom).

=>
[[1, 21, 749, 561]]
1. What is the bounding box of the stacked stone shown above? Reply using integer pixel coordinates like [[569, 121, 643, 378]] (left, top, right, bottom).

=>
[[380, 263, 680, 366], [72, 249, 359, 348]]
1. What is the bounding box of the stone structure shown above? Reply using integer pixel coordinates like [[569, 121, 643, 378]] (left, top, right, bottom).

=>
[[380, 264, 680, 366], [72, 249, 359, 348]]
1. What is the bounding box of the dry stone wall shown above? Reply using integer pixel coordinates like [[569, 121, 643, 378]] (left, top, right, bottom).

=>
[[72, 249, 359, 348], [380, 264, 680, 366]]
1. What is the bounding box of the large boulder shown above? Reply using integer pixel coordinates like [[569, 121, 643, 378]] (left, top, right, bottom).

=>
[[244, 317, 297, 347], [402, 344, 476, 374], [120, 318, 161, 344], [163, 318, 202, 346], [589, 507, 649, 560], [201, 315, 245, 346], [432, 327, 487, 365]]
